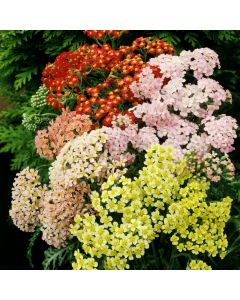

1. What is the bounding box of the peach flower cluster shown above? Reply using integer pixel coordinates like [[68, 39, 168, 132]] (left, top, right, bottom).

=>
[[35, 109, 92, 160]]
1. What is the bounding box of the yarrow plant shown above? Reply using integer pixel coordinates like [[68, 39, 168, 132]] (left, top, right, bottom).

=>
[[35, 109, 92, 160], [9, 31, 239, 270]]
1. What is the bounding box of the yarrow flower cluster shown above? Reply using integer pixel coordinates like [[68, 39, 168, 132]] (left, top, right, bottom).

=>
[[180, 48, 220, 79], [128, 48, 237, 161], [10, 168, 46, 232], [163, 179, 232, 258], [187, 260, 212, 270], [35, 109, 92, 160], [39, 182, 90, 248], [41, 34, 173, 125], [71, 145, 191, 270], [202, 151, 235, 182], [9, 168, 92, 247], [204, 115, 238, 153], [30, 85, 49, 108], [84, 30, 129, 40], [49, 129, 127, 187], [130, 49, 229, 118]]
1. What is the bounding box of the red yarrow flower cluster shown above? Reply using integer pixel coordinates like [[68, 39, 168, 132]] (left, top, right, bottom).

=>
[[84, 30, 129, 40], [41, 36, 174, 126]]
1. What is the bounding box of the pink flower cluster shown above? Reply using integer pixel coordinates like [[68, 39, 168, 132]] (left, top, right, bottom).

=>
[[103, 124, 159, 162], [130, 66, 165, 101], [127, 48, 238, 160], [9, 168, 46, 232], [131, 49, 231, 119], [39, 182, 89, 248], [204, 115, 238, 153], [180, 48, 220, 79], [161, 78, 228, 118], [35, 109, 92, 160]]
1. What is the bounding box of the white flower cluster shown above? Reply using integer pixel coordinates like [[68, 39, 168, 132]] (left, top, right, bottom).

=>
[[30, 85, 48, 108], [49, 129, 127, 187], [22, 113, 43, 131]]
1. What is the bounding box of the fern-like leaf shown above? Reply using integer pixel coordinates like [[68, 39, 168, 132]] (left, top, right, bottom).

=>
[[14, 67, 38, 90]]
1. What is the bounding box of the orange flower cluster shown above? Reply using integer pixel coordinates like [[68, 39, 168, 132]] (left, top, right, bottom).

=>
[[84, 30, 129, 40], [41, 36, 174, 126]]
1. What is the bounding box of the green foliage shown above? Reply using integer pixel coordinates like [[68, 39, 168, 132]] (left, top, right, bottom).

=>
[[43, 240, 80, 270], [14, 66, 38, 90], [0, 30, 86, 93], [26, 227, 42, 269], [0, 123, 51, 182], [42, 30, 87, 56], [153, 31, 182, 51]]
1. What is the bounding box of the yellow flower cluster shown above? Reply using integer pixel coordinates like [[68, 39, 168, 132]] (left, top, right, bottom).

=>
[[72, 250, 98, 270], [187, 260, 212, 270], [163, 178, 232, 258], [70, 144, 233, 269], [71, 144, 191, 270]]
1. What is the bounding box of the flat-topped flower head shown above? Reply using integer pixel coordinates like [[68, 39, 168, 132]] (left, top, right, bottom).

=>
[[49, 129, 126, 187]]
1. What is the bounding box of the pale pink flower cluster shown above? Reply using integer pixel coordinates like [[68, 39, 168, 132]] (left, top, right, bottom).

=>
[[134, 127, 159, 152], [35, 109, 92, 160], [149, 54, 188, 79], [131, 49, 230, 119], [133, 100, 171, 125], [202, 151, 235, 182], [130, 66, 164, 101], [132, 99, 237, 159], [131, 49, 219, 102], [128, 48, 238, 160], [204, 115, 238, 153], [161, 78, 228, 118], [186, 134, 210, 160], [39, 182, 89, 248], [133, 102, 202, 158], [10, 168, 46, 232], [103, 124, 160, 161], [180, 48, 220, 79], [49, 129, 127, 188], [103, 125, 137, 162]]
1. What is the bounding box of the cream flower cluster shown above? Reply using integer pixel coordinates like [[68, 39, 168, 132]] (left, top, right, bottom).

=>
[[9, 168, 46, 232], [10, 167, 90, 247]]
